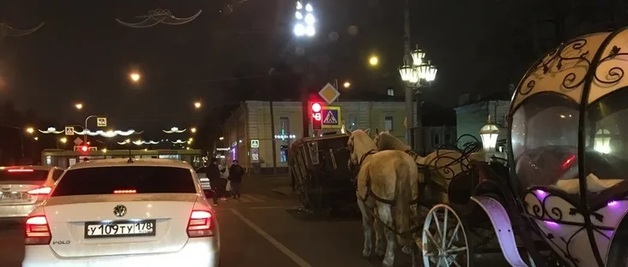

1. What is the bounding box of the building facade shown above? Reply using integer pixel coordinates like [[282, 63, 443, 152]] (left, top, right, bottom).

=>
[[222, 100, 414, 173]]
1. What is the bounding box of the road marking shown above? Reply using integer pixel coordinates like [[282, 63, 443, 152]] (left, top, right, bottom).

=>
[[230, 208, 312, 267]]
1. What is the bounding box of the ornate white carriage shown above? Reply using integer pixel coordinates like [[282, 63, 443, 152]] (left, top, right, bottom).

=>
[[421, 29, 628, 266]]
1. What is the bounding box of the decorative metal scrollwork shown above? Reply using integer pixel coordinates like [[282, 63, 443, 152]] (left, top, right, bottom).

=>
[[521, 38, 591, 96], [594, 45, 628, 85], [116, 8, 202, 28], [523, 189, 616, 266], [421, 134, 482, 179]]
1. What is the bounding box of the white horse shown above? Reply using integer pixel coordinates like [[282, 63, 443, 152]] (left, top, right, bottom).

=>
[[374, 131, 471, 204], [347, 129, 421, 267]]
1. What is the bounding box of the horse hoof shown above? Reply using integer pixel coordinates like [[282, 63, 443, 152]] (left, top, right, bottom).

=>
[[382, 258, 394, 267], [402, 245, 412, 254]]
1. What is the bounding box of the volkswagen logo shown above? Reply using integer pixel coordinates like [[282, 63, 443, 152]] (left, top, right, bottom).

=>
[[113, 205, 127, 217]]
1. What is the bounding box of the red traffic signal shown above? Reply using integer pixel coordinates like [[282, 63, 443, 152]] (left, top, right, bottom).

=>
[[81, 146, 88, 152], [311, 103, 322, 113]]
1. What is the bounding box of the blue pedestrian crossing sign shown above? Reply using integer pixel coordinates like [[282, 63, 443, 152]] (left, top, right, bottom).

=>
[[321, 106, 341, 128]]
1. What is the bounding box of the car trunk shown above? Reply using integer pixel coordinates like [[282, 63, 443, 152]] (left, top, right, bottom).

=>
[[44, 193, 198, 258], [0, 169, 49, 205]]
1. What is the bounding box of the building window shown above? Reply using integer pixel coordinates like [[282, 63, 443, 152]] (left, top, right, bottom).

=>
[[387, 88, 394, 96], [434, 133, 440, 146], [280, 117, 289, 135], [280, 145, 289, 162], [445, 132, 451, 143], [384, 116, 393, 132]]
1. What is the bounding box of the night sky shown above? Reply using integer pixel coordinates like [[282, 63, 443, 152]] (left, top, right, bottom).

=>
[[0, 0, 550, 136]]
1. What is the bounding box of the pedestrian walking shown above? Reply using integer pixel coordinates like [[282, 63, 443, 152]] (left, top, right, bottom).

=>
[[218, 160, 229, 200], [207, 159, 222, 206], [228, 160, 245, 199]]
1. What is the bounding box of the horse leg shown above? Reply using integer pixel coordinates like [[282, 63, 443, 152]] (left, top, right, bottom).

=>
[[377, 203, 397, 267], [357, 197, 374, 258], [374, 218, 386, 257]]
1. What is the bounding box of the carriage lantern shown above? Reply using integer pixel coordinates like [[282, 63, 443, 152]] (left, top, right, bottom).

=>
[[479, 116, 500, 160]]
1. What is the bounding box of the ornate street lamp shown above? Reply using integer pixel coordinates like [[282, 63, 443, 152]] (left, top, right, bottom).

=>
[[480, 116, 500, 161], [399, 45, 437, 152], [399, 65, 419, 85]]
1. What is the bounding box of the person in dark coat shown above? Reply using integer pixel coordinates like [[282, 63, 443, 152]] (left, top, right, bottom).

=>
[[207, 159, 222, 205], [228, 160, 245, 199]]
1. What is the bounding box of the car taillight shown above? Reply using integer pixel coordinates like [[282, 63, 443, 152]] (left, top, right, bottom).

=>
[[27, 186, 52, 196], [187, 210, 214, 237], [25, 215, 51, 245]]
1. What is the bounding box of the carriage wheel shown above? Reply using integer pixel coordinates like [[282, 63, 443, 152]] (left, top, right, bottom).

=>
[[422, 204, 473, 267]]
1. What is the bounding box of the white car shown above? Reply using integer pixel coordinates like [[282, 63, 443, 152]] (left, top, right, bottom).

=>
[[22, 158, 220, 267], [0, 165, 64, 219]]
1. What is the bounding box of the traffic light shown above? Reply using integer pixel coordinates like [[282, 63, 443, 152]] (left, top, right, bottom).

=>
[[81, 145, 88, 152], [311, 102, 322, 130]]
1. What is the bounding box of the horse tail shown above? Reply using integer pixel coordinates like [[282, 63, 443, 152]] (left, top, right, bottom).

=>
[[394, 159, 413, 245]]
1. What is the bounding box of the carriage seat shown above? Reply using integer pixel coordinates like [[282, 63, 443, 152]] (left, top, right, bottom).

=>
[[553, 173, 623, 194]]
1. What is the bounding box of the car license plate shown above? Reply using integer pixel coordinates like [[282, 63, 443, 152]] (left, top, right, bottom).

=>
[[0, 192, 25, 201], [84, 220, 156, 238]]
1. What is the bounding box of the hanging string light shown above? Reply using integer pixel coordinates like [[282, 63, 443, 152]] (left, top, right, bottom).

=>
[[116, 8, 202, 28]]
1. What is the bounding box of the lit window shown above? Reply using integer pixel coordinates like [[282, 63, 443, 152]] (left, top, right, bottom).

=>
[[280, 145, 289, 163], [387, 88, 394, 96]]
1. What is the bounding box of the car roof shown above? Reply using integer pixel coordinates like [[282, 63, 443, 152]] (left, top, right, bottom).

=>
[[68, 158, 193, 170], [0, 165, 61, 171]]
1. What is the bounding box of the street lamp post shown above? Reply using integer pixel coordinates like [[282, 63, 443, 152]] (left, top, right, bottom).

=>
[[294, 1, 316, 138], [399, 47, 437, 153]]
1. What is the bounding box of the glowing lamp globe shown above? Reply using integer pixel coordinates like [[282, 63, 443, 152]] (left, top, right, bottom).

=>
[[480, 122, 500, 153]]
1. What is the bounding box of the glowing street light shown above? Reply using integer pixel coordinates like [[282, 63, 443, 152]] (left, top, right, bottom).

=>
[[59, 137, 67, 144], [129, 72, 141, 83], [190, 127, 197, 133], [194, 101, 202, 109], [343, 81, 351, 88], [369, 55, 379, 67], [25, 127, 34, 134], [219, 137, 224, 141], [75, 103, 83, 110], [293, 1, 316, 37]]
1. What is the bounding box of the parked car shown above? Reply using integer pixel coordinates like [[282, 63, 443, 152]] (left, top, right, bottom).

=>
[[0, 165, 64, 219]]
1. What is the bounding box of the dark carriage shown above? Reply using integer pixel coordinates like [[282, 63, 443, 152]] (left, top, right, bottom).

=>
[[288, 134, 356, 213]]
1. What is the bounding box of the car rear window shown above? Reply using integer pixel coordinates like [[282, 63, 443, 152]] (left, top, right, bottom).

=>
[[51, 166, 196, 197], [0, 169, 49, 182]]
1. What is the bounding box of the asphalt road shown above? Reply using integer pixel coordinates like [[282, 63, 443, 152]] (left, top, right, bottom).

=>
[[0, 174, 509, 267]]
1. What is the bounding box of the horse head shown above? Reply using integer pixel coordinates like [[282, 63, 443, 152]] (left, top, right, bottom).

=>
[[347, 129, 375, 166]]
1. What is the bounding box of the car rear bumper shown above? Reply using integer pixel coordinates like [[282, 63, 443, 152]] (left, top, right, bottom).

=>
[[0, 202, 40, 218], [23, 237, 219, 267]]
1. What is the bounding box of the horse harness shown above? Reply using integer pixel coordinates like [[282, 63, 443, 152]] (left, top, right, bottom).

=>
[[350, 148, 422, 237]]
